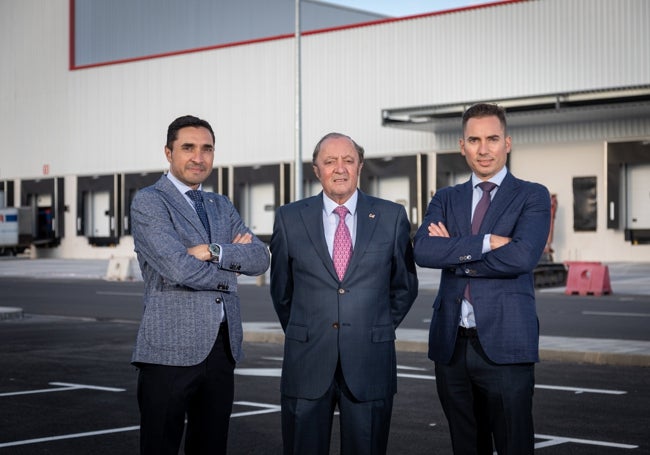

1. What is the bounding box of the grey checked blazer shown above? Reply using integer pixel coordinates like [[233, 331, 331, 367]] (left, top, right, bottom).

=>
[[131, 175, 270, 366]]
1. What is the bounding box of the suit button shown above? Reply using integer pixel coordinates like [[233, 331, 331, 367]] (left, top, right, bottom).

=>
[[215, 297, 222, 304], [464, 268, 470, 274], [332, 322, 340, 329], [338, 288, 345, 294]]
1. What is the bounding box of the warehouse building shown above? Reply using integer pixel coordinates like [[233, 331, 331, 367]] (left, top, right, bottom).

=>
[[0, 0, 648, 265]]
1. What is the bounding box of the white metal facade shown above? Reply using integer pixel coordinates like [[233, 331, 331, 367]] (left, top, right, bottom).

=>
[[1, 0, 649, 262]]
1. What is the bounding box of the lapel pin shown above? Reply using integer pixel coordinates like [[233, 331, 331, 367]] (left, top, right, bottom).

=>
[[369, 213, 375, 219]]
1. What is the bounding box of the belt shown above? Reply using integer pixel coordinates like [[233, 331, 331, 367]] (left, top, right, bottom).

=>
[[457, 326, 478, 337]]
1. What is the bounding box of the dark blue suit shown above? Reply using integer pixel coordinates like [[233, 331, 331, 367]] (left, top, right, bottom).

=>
[[414, 172, 550, 454], [270, 190, 418, 454]]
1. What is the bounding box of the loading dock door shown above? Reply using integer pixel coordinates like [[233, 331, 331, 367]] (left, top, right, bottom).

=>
[[77, 174, 119, 246], [626, 163, 650, 229], [374, 176, 411, 222], [83, 190, 112, 238], [21, 177, 64, 246], [240, 182, 275, 237]]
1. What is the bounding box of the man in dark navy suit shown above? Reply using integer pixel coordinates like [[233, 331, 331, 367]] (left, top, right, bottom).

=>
[[414, 103, 551, 454], [270, 132, 418, 455]]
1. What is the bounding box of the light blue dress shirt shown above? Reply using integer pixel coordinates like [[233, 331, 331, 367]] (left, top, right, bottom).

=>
[[461, 167, 507, 328]]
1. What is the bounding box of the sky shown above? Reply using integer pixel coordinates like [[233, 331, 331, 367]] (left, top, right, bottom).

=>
[[321, 0, 495, 17]]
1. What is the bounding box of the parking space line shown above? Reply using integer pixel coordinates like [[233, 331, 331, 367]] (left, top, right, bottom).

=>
[[535, 433, 638, 449], [0, 426, 140, 448], [0, 382, 125, 397], [232, 401, 281, 417], [398, 373, 435, 380], [535, 384, 626, 395], [0, 401, 280, 449], [236, 366, 629, 396]]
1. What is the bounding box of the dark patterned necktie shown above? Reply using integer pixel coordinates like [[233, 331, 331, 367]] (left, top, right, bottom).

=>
[[465, 181, 497, 302], [186, 190, 211, 240], [471, 181, 497, 234], [332, 206, 352, 280]]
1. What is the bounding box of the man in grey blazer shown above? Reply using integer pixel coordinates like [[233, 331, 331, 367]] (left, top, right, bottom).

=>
[[414, 103, 551, 454], [270, 132, 419, 455], [131, 115, 270, 455]]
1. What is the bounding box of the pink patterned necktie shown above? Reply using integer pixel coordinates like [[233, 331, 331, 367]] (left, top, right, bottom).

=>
[[464, 181, 497, 302], [332, 206, 353, 280]]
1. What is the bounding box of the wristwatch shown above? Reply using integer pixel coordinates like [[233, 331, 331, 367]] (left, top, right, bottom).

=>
[[208, 243, 221, 263]]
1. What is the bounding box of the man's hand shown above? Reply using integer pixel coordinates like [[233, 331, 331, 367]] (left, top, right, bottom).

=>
[[187, 244, 211, 261], [428, 222, 511, 251], [428, 221, 450, 238], [187, 232, 253, 261], [232, 233, 252, 244], [490, 234, 511, 250]]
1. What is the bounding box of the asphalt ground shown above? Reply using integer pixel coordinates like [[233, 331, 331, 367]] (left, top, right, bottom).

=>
[[1, 315, 648, 454], [2, 259, 650, 367], [0, 259, 649, 453]]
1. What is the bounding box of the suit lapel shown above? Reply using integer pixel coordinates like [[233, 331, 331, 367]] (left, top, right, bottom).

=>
[[453, 180, 474, 235], [155, 175, 211, 242], [344, 191, 378, 279], [299, 195, 338, 280], [479, 173, 519, 234]]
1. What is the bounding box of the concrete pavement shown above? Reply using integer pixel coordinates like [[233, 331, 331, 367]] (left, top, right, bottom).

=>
[[1, 257, 649, 366]]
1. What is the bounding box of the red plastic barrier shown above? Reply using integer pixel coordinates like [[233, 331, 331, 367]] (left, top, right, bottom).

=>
[[564, 261, 613, 296]]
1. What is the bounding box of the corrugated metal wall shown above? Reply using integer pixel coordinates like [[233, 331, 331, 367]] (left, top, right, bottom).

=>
[[301, 0, 650, 153], [1, 0, 649, 261], [1, 0, 648, 177]]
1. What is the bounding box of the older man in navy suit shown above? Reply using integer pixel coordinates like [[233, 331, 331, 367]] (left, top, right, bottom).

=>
[[414, 103, 550, 454], [131, 115, 270, 455], [270, 132, 418, 455]]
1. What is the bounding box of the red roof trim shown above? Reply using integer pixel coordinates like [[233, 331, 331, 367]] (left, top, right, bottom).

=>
[[69, 0, 525, 71]]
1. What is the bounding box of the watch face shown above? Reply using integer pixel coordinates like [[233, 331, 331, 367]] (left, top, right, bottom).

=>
[[209, 244, 220, 257]]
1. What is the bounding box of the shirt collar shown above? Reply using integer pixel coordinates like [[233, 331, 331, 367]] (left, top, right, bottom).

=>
[[472, 166, 507, 188], [322, 190, 358, 216], [166, 171, 203, 195]]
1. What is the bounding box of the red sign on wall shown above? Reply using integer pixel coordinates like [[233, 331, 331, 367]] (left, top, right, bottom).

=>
[[43, 164, 50, 175]]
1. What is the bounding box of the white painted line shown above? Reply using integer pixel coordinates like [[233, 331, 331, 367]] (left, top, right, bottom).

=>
[[535, 384, 626, 395], [0, 401, 280, 448], [234, 368, 627, 396], [0, 382, 124, 397], [396, 365, 428, 371], [231, 401, 281, 417], [235, 368, 282, 377], [0, 426, 140, 448], [582, 310, 650, 318], [398, 373, 436, 380], [535, 433, 638, 449], [49, 382, 126, 392]]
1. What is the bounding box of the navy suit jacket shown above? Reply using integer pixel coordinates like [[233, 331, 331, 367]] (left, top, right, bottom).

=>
[[413, 173, 550, 365], [130, 175, 270, 366], [270, 190, 418, 401]]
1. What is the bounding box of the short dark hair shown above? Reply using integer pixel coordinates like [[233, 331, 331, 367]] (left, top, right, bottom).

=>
[[166, 115, 215, 150], [462, 103, 508, 136], [312, 132, 365, 165]]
